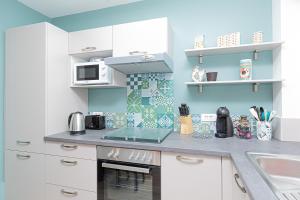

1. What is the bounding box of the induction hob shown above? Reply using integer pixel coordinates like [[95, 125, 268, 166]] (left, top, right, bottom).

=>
[[103, 128, 172, 144]]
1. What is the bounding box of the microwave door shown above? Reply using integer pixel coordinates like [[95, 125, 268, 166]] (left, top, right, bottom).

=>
[[76, 64, 99, 84]]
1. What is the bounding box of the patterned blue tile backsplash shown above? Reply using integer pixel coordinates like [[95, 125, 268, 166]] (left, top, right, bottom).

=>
[[97, 73, 257, 136]]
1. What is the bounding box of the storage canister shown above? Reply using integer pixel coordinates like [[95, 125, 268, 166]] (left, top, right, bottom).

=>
[[240, 59, 252, 80]]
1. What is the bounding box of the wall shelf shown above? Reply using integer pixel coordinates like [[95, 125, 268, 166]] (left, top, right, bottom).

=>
[[185, 41, 283, 63], [185, 79, 284, 93]]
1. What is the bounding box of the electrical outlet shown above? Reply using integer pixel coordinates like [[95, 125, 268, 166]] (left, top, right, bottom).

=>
[[201, 114, 217, 122]]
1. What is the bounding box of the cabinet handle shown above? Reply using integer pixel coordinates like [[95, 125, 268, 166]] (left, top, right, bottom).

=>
[[81, 47, 96, 52], [61, 144, 78, 150], [61, 189, 78, 197], [16, 140, 31, 145], [176, 155, 204, 164], [16, 154, 31, 160], [234, 173, 247, 193], [60, 159, 78, 166], [129, 51, 148, 55]]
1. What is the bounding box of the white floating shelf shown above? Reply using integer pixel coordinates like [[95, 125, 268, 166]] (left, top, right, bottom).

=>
[[185, 41, 283, 63], [185, 79, 284, 93], [185, 41, 283, 57]]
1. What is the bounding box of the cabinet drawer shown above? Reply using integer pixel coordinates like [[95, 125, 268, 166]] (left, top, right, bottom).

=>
[[69, 26, 112, 54], [46, 155, 97, 192], [46, 184, 96, 200], [5, 150, 45, 200], [46, 141, 96, 160], [161, 152, 222, 200]]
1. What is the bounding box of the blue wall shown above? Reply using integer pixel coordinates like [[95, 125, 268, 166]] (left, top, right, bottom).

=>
[[52, 0, 274, 115], [0, 1, 48, 198]]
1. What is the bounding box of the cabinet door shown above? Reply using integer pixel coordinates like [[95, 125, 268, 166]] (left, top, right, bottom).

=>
[[5, 23, 46, 153], [222, 157, 250, 200], [46, 155, 97, 192], [46, 184, 96, 200], [69, 26, 113, 54], [232, 166, 250, 200], [5, 150, 45, 200], [113, 18, 169, 57], [161, 152, 222, 200]]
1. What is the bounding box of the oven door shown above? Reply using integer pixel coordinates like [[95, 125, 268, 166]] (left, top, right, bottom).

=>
[[97, 160, 160, 200]]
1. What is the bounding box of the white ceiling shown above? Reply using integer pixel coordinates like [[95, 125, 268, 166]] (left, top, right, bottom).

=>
[[18, 0, 143, 18]]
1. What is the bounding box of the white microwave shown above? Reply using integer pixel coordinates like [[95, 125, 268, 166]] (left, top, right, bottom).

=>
[[73, 61, 111, 85]]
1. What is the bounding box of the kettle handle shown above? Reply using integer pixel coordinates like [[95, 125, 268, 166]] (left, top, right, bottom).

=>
[[68, 113, 73, 128]]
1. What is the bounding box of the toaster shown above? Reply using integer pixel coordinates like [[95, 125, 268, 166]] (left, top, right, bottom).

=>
[[85, 115, 106, 130]]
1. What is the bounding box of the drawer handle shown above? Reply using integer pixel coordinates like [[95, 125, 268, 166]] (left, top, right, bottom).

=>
[[176, 155, 203, 164], [81, 47, 96, 52], [16, 140, 31, 145], [60, 159, 78, 166], [16, 154, 31, 160], [61, 144, 78, 150], [234, 173, 247, 193], [61, 189, 78, 197], [129, 51, 148, 55]]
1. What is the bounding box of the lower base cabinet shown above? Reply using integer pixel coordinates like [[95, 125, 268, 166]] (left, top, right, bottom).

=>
[[5, 150, 45, 200], [46, 184, 96, 200], [161, 152, 222, 200], [222, 157, 251, 200]]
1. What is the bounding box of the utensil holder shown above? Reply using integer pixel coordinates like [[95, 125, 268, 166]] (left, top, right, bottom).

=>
[[257, 121, 272, 141], [180, 115, 193, 135]]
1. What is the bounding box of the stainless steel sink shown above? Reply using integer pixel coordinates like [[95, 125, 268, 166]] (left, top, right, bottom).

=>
[[247, 152, 300, 200]]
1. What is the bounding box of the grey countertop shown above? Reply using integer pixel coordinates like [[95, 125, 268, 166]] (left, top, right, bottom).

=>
[[45, 129, 300, 200]]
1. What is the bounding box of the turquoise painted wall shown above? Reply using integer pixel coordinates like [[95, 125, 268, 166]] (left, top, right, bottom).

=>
[[0, 1, 48, 198], [52, 0, 274, 115]]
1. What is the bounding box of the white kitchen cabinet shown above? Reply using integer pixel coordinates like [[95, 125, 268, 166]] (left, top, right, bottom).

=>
[[69, 26, 113, 55], [46, 155, 97, 192], [113, 17, 172, 57], [46, 184, 97, 200], [5, 22, 88, 153], [46, 141, 97, 160], [5, 150, 45, 200], [5, 22, 88, 200], [161, 152, 222, 200], [222, 157, 250, 200]]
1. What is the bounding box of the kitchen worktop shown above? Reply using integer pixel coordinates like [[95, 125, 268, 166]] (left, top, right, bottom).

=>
[[45, 129, 300, 200]]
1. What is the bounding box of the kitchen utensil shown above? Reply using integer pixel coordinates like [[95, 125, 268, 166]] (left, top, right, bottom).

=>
[[249, 108, 260, 121], [206, 72, 218, 81], [215, 107, 234, 138], [268, 111, 277, 122], [260, 107, 265, 121], [68, 112, 85, 135]]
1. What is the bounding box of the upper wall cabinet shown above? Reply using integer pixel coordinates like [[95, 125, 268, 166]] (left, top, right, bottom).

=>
[[69, 26, 113, 56], [105, 17, 173, 74], [112, 18, 172, 57]]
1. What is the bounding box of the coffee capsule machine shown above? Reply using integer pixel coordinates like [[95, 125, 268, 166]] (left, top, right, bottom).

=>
[[215, 107, 234, 138]]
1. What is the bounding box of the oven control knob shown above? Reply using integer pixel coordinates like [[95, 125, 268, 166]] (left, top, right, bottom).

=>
[[113, 148, 120, 159], [141, 152, 147, 162], [147, 153, 153, 163], [107, 148, 115, 158], [135, 152, 140, 161], [129, 151, 135, 160]]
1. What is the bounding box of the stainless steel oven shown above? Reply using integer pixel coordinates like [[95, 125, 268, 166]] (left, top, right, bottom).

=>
[[97, 146, 161, 200]]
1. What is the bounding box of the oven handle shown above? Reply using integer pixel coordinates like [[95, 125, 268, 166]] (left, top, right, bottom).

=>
[[102, 163, 150, 174]]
